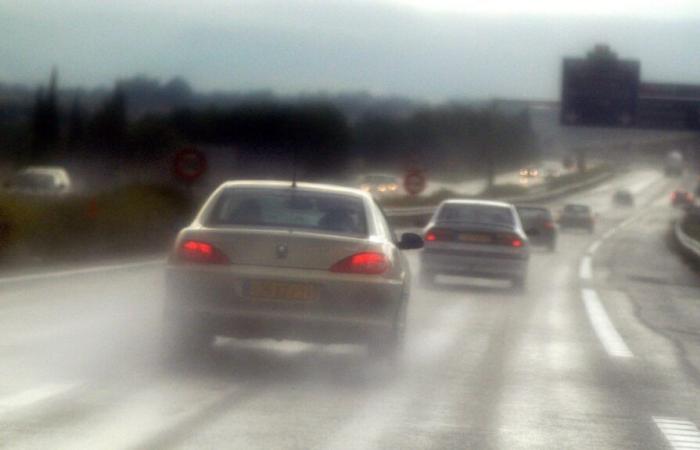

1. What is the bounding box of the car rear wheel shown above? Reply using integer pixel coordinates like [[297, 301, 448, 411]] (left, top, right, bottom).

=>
[[162, 318, 214, 361], [368, 307, 405, 360], [419, 271, 435, 287], [511, 275, 526, 292]]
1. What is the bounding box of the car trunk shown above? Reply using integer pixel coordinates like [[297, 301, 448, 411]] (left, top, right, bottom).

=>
[[425, 223, 526, 256], [185, 227, 373, 270]]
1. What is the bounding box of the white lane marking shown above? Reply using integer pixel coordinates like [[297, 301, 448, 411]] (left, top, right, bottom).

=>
[[602, 228, 617, 240], [579, 256, 593, 280], [588, 240, 602, 254], [654, 417, 700, 450], [0, 383, 78, 416], [581, 289, 633, 358], [0, 259, 163, 285]]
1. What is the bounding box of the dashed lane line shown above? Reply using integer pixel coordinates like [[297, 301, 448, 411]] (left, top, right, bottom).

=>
[[579, 256, 592, 280], [654, 417, 700, 450], [581, 288, 634, 358], [587, 240, 602, 255], [0, 383, 79, 416]]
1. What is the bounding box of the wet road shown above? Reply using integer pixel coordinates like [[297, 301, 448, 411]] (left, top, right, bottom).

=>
[[1, 166, 699, 449]]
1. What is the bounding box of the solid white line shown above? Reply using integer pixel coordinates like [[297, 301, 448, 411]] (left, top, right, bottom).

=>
[[588, 240, 602, 254], [0, 259, 164, 285], [581, 289, 633, 358], [0, 383, 78, 415], [602, 228, 617, 240], [579, 256, 593, 280], [654, 417, 700, 450]]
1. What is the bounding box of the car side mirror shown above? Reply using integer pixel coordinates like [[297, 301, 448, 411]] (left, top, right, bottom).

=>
[[398, 232, 423, 250]]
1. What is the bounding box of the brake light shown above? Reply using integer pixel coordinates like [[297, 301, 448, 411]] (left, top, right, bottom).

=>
[[330, 252, 389, 275], [424, 228, 453, 242], [543, 220, 555, 230], [496, 233, 525, 248], [177, 240, 229, 264]]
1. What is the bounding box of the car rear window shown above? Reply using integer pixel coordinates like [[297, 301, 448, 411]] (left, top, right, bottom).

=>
[[207, 188, 368, 236], [564, 204, 590, 214], [517, 207, 551, 222], [437, 204, 515, 226]]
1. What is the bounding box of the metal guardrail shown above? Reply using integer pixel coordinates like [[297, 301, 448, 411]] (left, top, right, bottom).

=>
[[384, 171, 615, 220], [674, 219, 700, 261]]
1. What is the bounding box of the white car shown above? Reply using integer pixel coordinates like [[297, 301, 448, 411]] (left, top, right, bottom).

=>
[[165, 180, 423, 357], [420, 199, 530, 289], [5, 166, 72, 195]]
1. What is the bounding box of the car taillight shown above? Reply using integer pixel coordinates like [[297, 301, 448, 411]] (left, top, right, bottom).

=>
[[671, 192, 677, 201], [177, 240, 229, 264], [425, 228, 454, 242], [543, 221, 555, 229], [330, 252, 389, 275], [496, 234, 525, 248]]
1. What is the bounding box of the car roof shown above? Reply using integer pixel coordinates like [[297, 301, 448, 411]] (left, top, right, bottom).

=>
[[515, 205, 550, 211], [217, 180, 371, 199], [440, 199, 513, 208]]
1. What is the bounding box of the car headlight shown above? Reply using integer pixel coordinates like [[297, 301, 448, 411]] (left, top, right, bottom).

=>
[[360, 184, 371, 192], [378, 185, 387, 192], [388, 184, 398, 191]]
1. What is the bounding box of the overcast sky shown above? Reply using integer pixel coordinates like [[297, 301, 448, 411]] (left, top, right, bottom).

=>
[[2, 0, 700, 100]]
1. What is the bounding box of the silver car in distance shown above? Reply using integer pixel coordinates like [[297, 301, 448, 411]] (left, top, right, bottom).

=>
[[165, 180, 423, 357], [420, 199, 530, 290]]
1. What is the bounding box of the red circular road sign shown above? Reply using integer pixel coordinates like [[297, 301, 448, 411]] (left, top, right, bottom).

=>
[[403, 170, 427, 196], [173, 147, 207, 183]]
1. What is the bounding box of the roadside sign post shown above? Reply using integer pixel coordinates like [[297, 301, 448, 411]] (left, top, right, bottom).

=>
[[404, 169, 427, 196], [172, 147, 207, 185]]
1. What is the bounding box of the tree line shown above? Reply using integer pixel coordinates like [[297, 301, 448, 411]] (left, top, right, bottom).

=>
[[0, 71, 539, 184]]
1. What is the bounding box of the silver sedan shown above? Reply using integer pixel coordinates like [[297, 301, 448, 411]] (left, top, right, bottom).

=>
[[420, 199, 530, 289], [164, 180, 423, 357]]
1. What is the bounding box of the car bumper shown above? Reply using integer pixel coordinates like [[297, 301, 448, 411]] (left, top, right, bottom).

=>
[[165, 265, 404, 344], [420, 250, 528, 279]]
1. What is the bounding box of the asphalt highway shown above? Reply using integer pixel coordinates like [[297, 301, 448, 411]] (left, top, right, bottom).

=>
[[1, 166, 699, 450]]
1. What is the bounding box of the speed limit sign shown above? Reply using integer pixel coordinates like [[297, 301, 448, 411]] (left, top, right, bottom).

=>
[[404, 169, 427, 196], [172, 147, 207, 183]]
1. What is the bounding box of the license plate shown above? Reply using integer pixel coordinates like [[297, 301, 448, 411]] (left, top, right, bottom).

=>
[[248, 280, 319, 302], [458, 233, 492, 243]]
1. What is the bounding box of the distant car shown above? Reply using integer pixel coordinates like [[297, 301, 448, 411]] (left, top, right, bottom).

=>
[[665, 151, 683, 177], [612, 189, 635, 207], [421, 200, 530, 290], [358, 174, 400, 197], [559, 204, 595, 233], [4, 166, 72, 196], [516, 205, 557, 251], [519, 166, 539, 177], [165, 180, 423, 358], [671, 189, 694, 207]]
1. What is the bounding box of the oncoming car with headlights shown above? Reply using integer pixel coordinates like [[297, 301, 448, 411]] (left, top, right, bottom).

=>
[[358, 174, 400, 197], [165, 181, 423, 358]]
